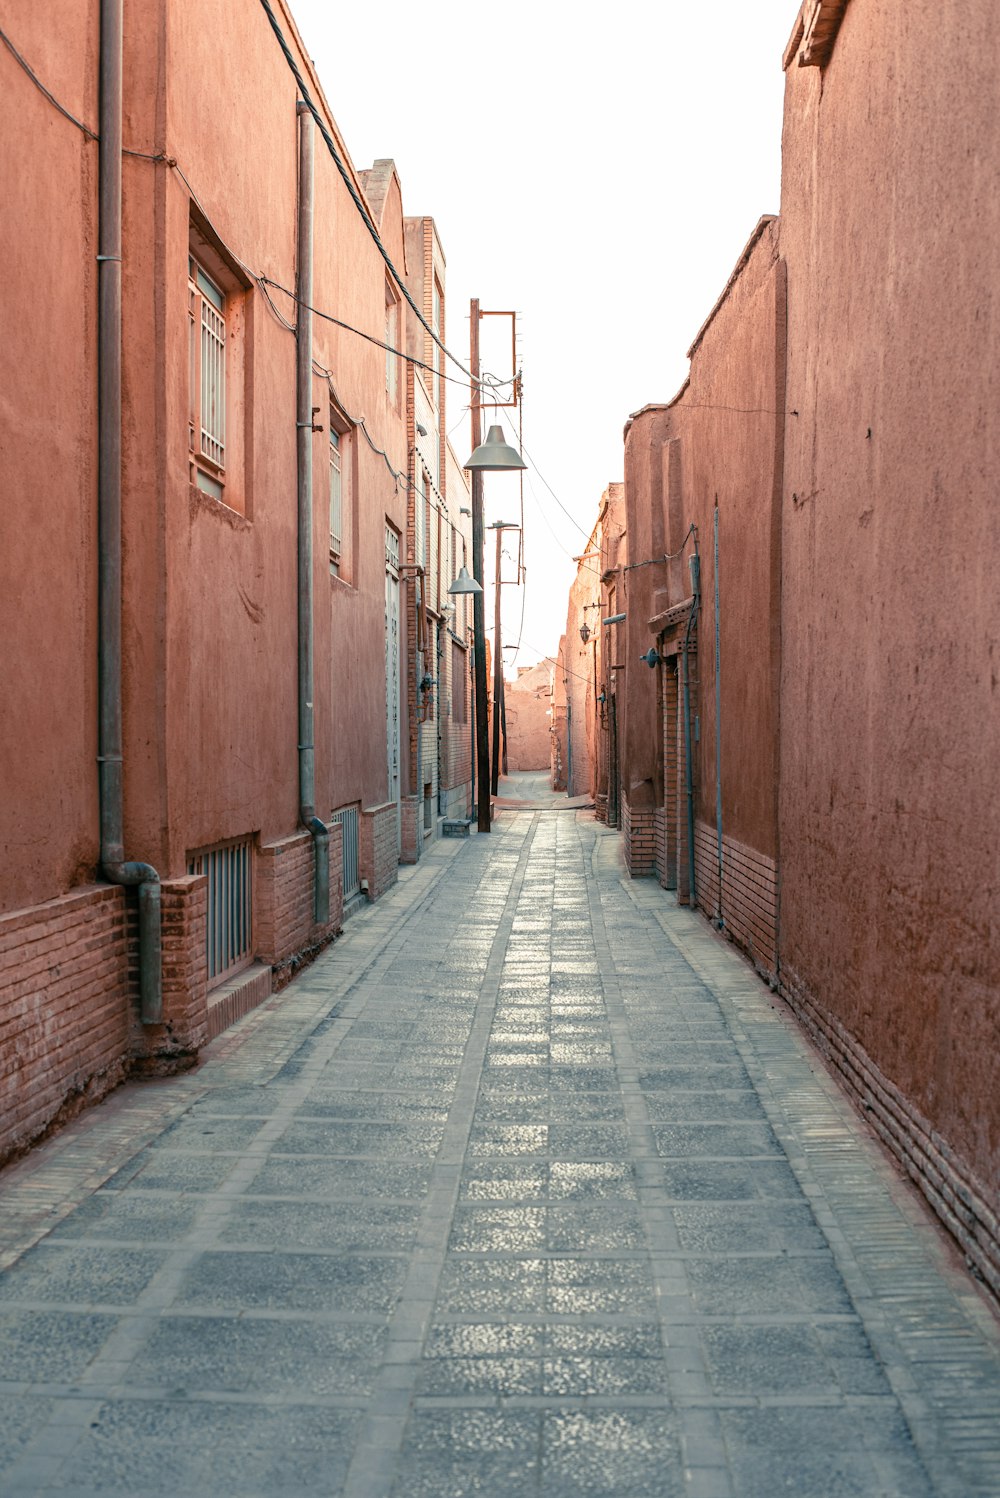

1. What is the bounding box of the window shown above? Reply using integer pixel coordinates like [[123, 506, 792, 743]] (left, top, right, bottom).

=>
[[187, 836, 253, 986], [329, 406, 354, 580], [188, 215, 249, 513], [385, 279, 400, 406], [189, 257, 227, 499]]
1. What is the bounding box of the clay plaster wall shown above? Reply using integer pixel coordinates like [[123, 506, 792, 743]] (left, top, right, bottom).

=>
[[778, 0, 1000, 1193], [504, 661, 554, 772]]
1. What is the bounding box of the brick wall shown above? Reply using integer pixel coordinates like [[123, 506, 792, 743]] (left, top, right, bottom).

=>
[[0, 884, 129, 1168], [694, 821, 778, 981], [360, 802, 399, 901], [779, 961, 1000, 1302], [256, 823, 342, 986], [130, 874, 208, 1073], [400, 794, 420, 865], [623, 798, 657, 877]]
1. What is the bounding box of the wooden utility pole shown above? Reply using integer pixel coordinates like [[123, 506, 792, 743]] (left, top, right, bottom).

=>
[[469, 300, 491, 832]]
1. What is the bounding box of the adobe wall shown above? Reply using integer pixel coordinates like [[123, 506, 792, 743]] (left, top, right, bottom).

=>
[[0, 5, 100, 911], [505, 662, 554, 772], [0, 0, 435, 1159], [777, 0, 1000, 1277]]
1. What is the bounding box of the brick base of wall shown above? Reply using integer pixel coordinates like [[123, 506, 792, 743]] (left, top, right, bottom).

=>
[[779, 962, 1000, 1303], [0, 884, 130, 1168], [360, 802, 399, 902], [206, 961, 273, 1042], [130, 874, 208, 1075], [257, 823, 342, 989], [694, 821, 778, 980], [400, 795, 420, 865], [623, 798, 657, 877]]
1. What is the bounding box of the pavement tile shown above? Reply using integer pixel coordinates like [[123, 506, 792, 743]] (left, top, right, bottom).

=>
[[0, 804, 998, 1498]]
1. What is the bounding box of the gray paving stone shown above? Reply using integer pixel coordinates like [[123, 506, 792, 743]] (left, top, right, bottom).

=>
[[129, 1314, 386, 1395], [1, 806, 998, 1498], [54, 1399, 363, 1495]]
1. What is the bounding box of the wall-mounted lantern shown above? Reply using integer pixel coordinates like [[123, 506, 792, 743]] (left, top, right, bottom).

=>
[[579, 622, 591, 644]]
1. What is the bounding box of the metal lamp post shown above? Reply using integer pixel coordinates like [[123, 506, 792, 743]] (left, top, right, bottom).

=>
[[462, 298, 526, 832]]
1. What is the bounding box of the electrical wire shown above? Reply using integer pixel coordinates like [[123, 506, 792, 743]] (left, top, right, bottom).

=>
[[260, 276, 494, 395], [0, 24, 97, 138], [495, 406, 592, 543], [256, 0, 474, 387]]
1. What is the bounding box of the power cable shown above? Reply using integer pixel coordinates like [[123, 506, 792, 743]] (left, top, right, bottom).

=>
[[256, 0, 475, 387], [0, 24, 97, 138]]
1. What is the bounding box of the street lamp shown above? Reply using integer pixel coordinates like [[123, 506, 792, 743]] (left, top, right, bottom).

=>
[[462, 298, 526, 833]]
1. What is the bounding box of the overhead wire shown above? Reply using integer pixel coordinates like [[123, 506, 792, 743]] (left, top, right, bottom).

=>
[[256, 0, 476, 387], [0, 23, 97, 138]]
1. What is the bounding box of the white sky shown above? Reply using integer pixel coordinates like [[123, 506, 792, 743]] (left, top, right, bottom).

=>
[[291, 0, 797, 670]]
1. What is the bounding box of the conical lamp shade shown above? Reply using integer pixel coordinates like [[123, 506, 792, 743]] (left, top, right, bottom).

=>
[[447, 565, 482, 596], [464, 424, 527, 472]]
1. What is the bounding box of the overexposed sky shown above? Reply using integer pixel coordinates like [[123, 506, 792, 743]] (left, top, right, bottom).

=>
[[291, 0, 796, 668]]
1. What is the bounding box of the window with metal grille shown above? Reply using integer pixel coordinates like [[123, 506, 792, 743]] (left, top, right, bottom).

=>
[[330, 430, 343, 564], [187, 837, 254, 986], [331, 804, 361, 904], [188, 256, 226, 499], [329, 406, 354, 581], [386, 521, 400, 573]]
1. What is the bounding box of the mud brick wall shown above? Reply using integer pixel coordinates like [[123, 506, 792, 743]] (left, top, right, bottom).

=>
[[0, 884, 129, 1167], [779, 962, 1000, 1302], [360, 802, 399, 901], [400, 794, 419, 865], [694, 822, 778, 982], [130, 875, 208, 1073], [257, 824, 342, 976], [623, 798, 657, 878]]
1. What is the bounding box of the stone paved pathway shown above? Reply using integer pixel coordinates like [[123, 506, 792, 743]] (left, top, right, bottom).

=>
[[1, 809, 999, 1496]]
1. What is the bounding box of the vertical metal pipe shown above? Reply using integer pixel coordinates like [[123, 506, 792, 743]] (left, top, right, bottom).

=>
[[713, 508, 724, 923], [469, 300, 491, 831], [491, 522, 503, 795], [295, 100, 330, 923], [98, 0, 161, 1023], [681, 551, 701, 908]]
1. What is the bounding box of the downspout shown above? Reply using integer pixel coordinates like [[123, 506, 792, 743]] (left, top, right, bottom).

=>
[[681, 548, 701, 908], [566, 690, 573, 793], [295, 100, 330, 923], [713, 506, 723, 925], [98, 0, 162, 1024]]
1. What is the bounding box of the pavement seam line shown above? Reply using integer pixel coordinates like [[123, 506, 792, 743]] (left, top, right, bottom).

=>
[[617, 865, 1000, 1498], [341, 814, 540, 1498]]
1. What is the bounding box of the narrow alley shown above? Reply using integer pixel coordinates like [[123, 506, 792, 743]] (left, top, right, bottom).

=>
[[1, 793, 998, 1498]]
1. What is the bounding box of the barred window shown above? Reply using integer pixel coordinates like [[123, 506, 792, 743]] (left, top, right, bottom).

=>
[[188, 257, 226, 498]]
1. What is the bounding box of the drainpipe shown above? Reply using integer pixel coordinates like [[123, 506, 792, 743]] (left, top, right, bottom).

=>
[[98, 0, 161, 1024], [713, 507, 723, 925], [295, 100, 330, 923], [681, 549, 700, 908]]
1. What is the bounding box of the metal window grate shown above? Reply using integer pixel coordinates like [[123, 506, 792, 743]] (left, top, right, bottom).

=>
[[329, 431, 342, 558], [200, 290, 226, 469], [332, 805, 360, 903], [187, 837, 253, 985]]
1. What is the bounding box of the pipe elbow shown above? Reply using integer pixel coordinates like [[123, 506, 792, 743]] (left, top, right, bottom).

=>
[[103, 859, 161, 888]]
